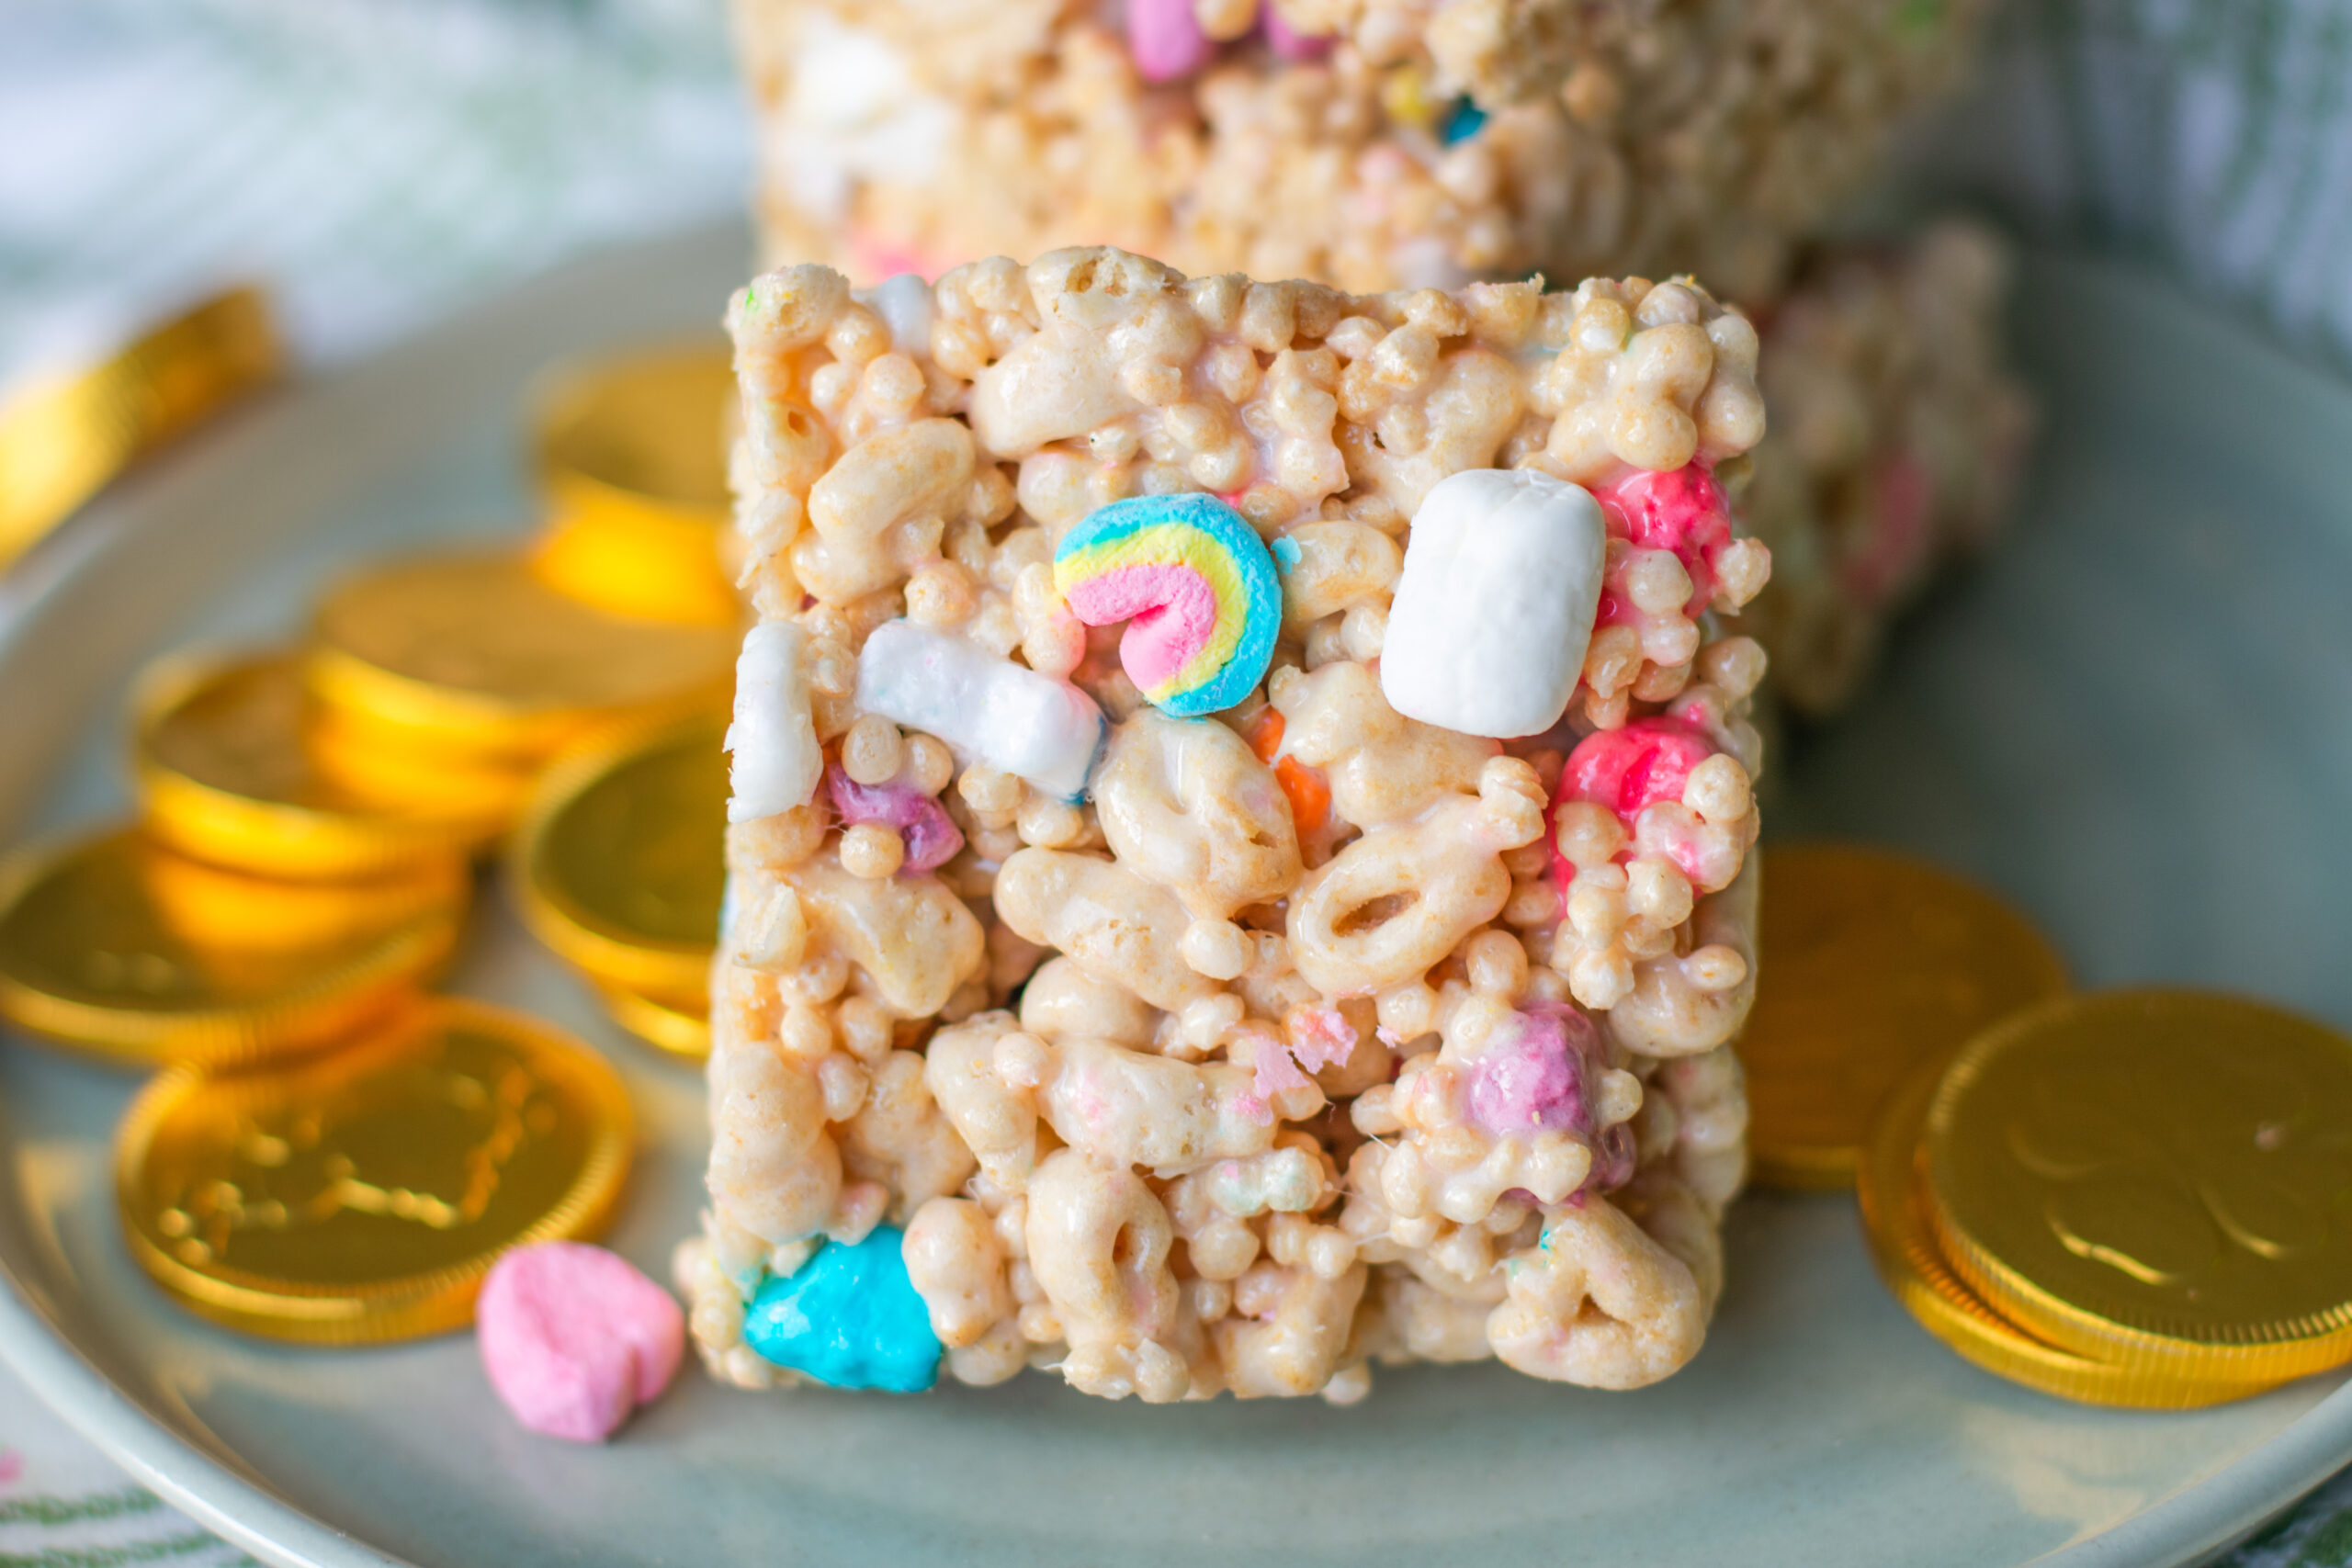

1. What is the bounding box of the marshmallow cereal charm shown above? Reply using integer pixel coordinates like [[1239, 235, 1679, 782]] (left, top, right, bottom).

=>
[[1054, 494, 1282, 719], [1381, 469, 1607, 739], [686, 249, 1773, 1405], [726, 621, 822, 822], [478, 1243, 685, 1442], [856, 619, 1106, 799]]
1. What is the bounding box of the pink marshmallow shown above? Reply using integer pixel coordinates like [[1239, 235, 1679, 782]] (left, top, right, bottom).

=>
[[1840, 451, 1935, 609], [1591, 462, 1734, 617], [1548, 717, 1721, 894], [1261, 5, 1333, 61], [1063, 562, 1218, 694], [477, 1242, 684, 1443], [1469, 1008, 1638, 1193], [825, 765, 965, 874], [1286, 1005, 1356, 1072], [1127, 0, 1216, 82], [1562, 717, 1713, 819]]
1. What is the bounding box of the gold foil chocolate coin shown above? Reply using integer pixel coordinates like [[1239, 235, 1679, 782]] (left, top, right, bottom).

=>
[[117, 998, 633, 1343], [301, 694, 541, 828], [136, 651, 508, 876], [1744, 843, 2068, 1190], [0, 287, 281, 570], [1859, 1053, 2278, 1408], [594, 982, 710, 1060], [1925, 989, 2352, 1384], [0, 829, 461, 1066], [308, 553, 736, 756], [530, 343, 738, 626], [512, 714, 727, 999]]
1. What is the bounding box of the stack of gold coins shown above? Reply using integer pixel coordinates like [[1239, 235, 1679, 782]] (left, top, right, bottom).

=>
[[0, 340, 739, 1340], [137, 650, 514, 876], [294, 342, 741, 833], [1859, 988, 2352, 1406], [302, 549, 736, 808], [510, 712, 728, 1058], [1743, 843, 2352, 1405], [0, 649, 483, 1066]]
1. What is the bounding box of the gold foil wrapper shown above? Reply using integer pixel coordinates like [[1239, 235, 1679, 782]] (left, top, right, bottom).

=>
[[308, 553, 735, 757], [1924, 989, 2352, 1385], [1859, 1051, 2279, 1408], [0, 288, 280, 569], [1744, 842, 2067, 1190], [512, 713, 727, 1001], [0, 829, 461, 1066], [116, 998, 632, 1342], [529, 343, 739, 627], [136, 650, 510, 878]]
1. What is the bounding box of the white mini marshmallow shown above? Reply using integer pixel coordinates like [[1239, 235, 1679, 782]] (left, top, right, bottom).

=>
[[773, 17, 950, 220], [726, 621, 824, 823], [1381, 468, 1607, 739], [858, 273, 934, 360], [857, 619, 1105, 799]]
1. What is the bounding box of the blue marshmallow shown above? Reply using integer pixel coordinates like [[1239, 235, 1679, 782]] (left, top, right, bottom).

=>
[[741, 1226, 943, 1393]]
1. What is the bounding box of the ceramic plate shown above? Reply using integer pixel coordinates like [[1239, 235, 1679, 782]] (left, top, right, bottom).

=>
[[1, 224, 2347, 1568]]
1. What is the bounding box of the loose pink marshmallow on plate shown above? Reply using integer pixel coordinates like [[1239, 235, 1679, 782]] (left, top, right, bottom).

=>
[[478, 1242, 685, 1442]]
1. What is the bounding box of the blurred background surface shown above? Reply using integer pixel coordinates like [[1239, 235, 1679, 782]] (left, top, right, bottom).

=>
[[6, 0, 2352, 388], [0, 0, 745, 387]]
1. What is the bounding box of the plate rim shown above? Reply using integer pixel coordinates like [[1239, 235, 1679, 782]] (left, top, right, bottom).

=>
[[1, 225, 2349, 1568]]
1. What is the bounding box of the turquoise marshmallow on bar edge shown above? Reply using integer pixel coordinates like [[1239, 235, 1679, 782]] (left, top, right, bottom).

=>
[[742, 1225, 943, 1393]]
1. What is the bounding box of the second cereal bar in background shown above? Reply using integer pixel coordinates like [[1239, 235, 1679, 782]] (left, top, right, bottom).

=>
[[734, 0, 1992, 299]]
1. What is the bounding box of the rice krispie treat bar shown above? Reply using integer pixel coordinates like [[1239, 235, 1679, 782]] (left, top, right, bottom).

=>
[[1741, 221, 2031, 716], [675, 245, 1772, 1403], [732, 0, 1989, 302]]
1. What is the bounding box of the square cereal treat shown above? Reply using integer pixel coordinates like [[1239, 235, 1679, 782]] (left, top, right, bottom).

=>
[[732, 0, 1992, 300], [677, 248, 1770, 1403]]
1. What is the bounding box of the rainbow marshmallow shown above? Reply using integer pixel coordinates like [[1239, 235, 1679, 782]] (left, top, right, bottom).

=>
[[1053, 493, 1281, 718]]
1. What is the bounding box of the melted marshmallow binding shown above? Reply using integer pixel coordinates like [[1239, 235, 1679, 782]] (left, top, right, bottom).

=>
[[678, 246, 1771, 1403]]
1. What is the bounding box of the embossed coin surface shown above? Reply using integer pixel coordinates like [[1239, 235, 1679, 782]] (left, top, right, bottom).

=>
[[1859, 1053, 2278, 1408], [512, 714, 726, 998], [117, 998, 633, 1342], [1925, 989, 2352, 1382], [1745, 843, 2068, 1189], [137, 651, 509, 876], [309, 553, 736, 755], [0, 829, 461, 1066]]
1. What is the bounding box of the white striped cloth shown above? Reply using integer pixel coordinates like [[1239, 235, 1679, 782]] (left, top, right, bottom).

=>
[[1917, 0, 2352, 371], [0, 0, 749, 393]]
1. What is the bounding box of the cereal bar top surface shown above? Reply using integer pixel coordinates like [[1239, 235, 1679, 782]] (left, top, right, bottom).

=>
[[695, 245, 1771, 1404]]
